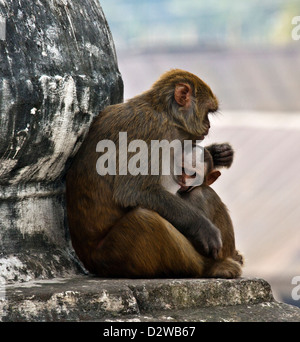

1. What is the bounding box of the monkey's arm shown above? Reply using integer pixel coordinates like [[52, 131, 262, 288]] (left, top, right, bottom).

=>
[[205, 143, 234, 168], [113, 178, 222, 259]]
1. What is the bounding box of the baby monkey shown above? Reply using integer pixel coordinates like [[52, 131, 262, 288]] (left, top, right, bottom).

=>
[[176, 145, 222, 193], [173, 143, 244, 278]]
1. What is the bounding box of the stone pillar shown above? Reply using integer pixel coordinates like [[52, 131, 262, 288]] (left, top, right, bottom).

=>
[[0, 0, 123, 282]]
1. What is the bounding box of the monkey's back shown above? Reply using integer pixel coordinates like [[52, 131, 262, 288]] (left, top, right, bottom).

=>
[[199, 185, 236, 259]]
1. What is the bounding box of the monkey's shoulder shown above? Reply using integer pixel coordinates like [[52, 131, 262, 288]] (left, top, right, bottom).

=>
[[93, 101, 171, 140]]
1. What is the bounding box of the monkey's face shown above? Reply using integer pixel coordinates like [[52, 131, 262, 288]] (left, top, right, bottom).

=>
[[177, 146, 206, 189], [198, 112, 210, 140], [174, 96, 218, 141], [151, 69, 218, 140], [193, 87, 218, 140], [173, 79, 218, 140]]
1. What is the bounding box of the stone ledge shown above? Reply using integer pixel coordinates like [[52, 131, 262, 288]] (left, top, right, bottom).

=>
[[106, 302, 300, 322], [1, 276, 300, 322]]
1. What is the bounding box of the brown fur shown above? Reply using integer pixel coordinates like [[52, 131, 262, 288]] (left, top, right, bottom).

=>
[[66, 69, 241, 278], [180, 185, 243, 278], [178, 145, 243, 278]]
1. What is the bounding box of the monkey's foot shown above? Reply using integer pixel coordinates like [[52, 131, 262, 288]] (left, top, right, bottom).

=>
[[205, 258, 242, 279], [233, 250, 244, 266]]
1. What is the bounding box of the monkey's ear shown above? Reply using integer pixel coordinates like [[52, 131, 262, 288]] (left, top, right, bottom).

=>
[[206, 170, 221, 185], [174, 83, 192, 108]]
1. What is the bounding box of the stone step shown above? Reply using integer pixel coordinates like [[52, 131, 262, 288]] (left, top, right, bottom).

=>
[[1, 276, 300, 322]]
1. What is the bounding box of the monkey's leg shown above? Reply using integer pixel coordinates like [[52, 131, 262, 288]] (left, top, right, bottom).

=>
[[90, 208, 205, 278]]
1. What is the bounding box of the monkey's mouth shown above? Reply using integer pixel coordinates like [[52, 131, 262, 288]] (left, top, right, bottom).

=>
[[198, 131, 209, 140]]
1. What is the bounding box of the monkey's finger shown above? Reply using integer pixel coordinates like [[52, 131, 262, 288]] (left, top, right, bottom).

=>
[[214, 144, 233, 152], [214, 156, 233, 163], [212, 248, 220, 260], [201, 241, 210, 256], [211, 232, 222, 259], [192, 238, 209, 256], [213, 157, 233, 168], [213, 247, 223, 260], [213, 154, 234, 163], [215, 150, 234, 158]]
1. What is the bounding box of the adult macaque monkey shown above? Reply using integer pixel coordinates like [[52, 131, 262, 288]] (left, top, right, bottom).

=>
[[66, 69, 236, 278], [175, 144, 243, 278]]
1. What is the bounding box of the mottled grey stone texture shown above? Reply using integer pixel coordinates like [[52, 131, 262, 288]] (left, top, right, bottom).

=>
[[0, 0, 123, 282], [1, 277, 300, 322]]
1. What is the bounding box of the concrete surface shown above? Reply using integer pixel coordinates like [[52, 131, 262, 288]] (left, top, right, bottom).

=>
[[1, 276, 300, 322]]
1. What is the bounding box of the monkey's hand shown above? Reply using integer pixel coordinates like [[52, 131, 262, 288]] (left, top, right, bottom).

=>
[[206, 143, 234, 168], [190, 221, 223, 260]]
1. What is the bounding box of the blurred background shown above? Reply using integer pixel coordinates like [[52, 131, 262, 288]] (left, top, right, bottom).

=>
[[100, 0, 300, 307]]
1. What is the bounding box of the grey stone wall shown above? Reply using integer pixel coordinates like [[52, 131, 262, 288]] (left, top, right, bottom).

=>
[[0, 0, 123, 283]]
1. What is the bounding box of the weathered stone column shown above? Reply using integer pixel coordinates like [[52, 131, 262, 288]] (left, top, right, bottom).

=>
[[0, 0, 123, 282]]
